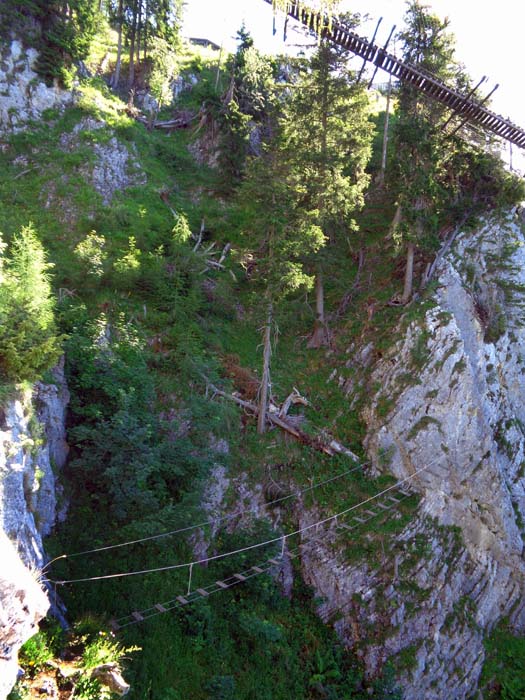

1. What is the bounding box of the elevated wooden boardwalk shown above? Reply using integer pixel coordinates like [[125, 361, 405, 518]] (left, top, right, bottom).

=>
[[264, 0, 525, 149]]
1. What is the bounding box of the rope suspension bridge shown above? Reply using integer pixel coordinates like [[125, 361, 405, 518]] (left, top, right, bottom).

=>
[[112, 478, 415, 630], [48, 460, 433, 631], [263, 0, 525, 149]]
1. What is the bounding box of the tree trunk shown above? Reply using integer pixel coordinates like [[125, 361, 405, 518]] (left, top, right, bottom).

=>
[[136, 0, 142, 65], [257, 302, 273, 435], [143, 0, 148, 61], [389, 203, 402, 238], [307, 272, 329, 348], [401, 240, 415, 304], [128, 0, 138, 88], [111, 0, 123, 89], [377, 76, 392, 185]]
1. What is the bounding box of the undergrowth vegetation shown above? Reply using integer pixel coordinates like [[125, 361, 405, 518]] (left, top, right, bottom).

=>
[[3, 5, 525, 699]]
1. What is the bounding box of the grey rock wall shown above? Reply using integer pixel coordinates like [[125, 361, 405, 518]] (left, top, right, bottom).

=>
[[300, 209, 525, 699], [0, 40, 72, 131], [0, 363, 69, 700], [0, 531, 49, 700]]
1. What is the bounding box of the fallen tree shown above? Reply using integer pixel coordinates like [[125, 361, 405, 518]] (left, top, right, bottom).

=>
[[205, 379, 360, 461]]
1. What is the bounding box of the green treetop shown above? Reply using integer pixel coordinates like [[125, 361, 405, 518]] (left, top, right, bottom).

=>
[[0, 225, 62, 384], [281, 33, 373, 346], [391, 0, 462, 303]]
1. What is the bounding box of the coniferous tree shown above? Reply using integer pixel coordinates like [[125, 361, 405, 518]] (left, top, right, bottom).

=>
[[217, 27, 275, 188], [391, 0, 460, 303], [236, 141, 324, 433], [1, 0, 99, 83], [282, 33, 373, 346], [0, 226, 61, 383]]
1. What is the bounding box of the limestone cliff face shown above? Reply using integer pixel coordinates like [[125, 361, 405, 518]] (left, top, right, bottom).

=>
[[0, 39, 73, 131], [0, 531, 49, 700], [301, 209, 525, 699], [0, 362, 69, 699]]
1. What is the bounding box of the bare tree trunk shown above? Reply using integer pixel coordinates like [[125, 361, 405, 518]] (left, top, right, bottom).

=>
[[136, 0, 142, 65], [214, 43, 224, 93], [257, 302, 273, 435], [377, 76, 392, 185], [111, 0, 123, 89], [143, 0, 148, 61], [308, 272, 329, 348], [389, 203, 402, 238], [128, 0, 138, 88], [401, 240, 415, 304]]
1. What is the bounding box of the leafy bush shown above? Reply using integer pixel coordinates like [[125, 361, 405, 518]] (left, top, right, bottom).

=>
[[18, 631, 55, 676]]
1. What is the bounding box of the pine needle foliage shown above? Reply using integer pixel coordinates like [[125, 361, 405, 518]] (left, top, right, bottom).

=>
[[0, 225, 62, 384]]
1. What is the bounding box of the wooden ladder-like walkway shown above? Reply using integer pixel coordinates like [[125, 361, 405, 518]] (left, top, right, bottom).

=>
[[110, 483, 415, 630], [263, 0, 525, 149]]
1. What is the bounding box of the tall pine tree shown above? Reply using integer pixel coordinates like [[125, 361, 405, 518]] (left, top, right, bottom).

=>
[[281, 33, 373, 346], [391, 1, 460, 303]]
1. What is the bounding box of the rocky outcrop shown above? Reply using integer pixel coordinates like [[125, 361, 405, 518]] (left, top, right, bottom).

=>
[[301, 209, 525, 699], [0, 361, 69, 567], [0, 363, 69, 700], [0, 531, 49, 700], [0, 39, 73, 131]]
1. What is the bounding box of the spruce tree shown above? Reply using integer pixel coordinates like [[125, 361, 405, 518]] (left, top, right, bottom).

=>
[[235, 141, 324, 433], [391, 0, 460, 303], [281, 34, 373, 346], [0, 226, 61, 383]]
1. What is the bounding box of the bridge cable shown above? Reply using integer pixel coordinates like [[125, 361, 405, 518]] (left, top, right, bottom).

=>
[[114, 491, 415, 629], [49, 463, 430, 586], [43, 460, 368, 572]]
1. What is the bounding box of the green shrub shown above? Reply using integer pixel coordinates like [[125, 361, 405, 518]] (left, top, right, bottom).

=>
[[481, 621, 525, 699]]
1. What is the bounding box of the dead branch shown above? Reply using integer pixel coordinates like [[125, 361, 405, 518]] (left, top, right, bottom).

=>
[[218, 242, 232, 265], [13, 167, 38, 180], [58, 288, 77, 302], [279, 387, 309, 418], [137, 112, 197, 131], [192, 219, 206, 252], [205, 379, 359, 461], [420, 217, 467, 289]]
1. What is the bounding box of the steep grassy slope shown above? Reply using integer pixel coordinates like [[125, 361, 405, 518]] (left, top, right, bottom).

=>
[[4, 43, 525, 699]]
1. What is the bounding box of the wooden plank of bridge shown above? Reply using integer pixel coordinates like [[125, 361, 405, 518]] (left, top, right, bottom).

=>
[[263, 0, 525, 148], [155, 603, 167, 613], [215, 580, 229, 589], [353, 516, 366, 524], [132, 611, 144, 622], [109, 619, 120, 632], [268, 558, 282, 566], [176, 595, 189, 605], [364, 509, 378, 517], [252, 565, 264, 573], [234, 573, 247, 582], [196, 588, 209, 597]]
